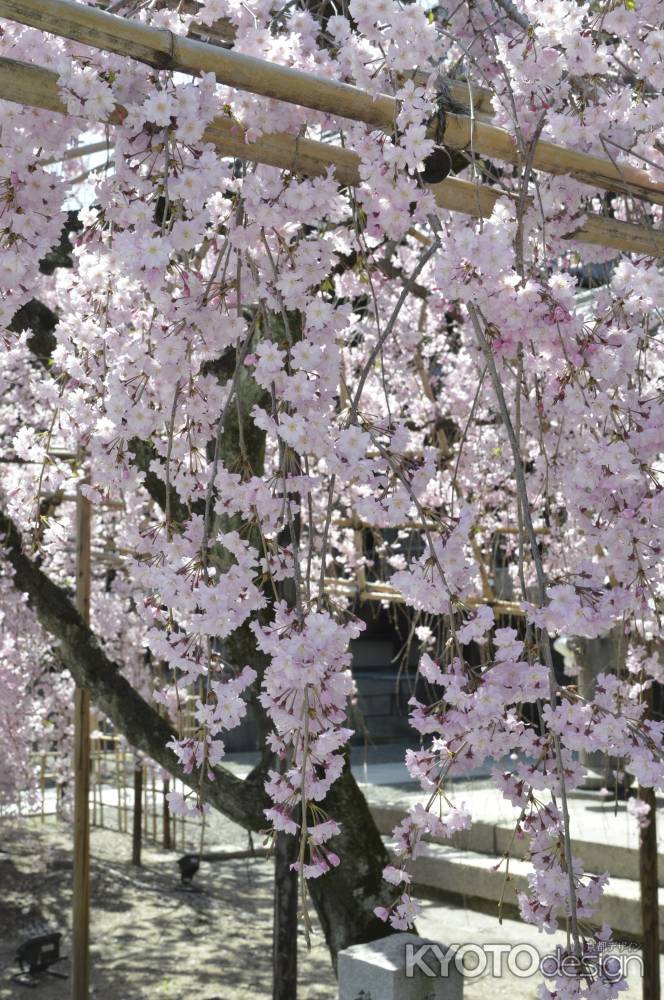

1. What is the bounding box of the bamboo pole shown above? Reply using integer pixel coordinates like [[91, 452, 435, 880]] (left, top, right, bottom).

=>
[[45, 138, 110, 164], [639, 688, 660, 999], [163, 777, 171, 849], [114, 738, 122, 831], [639, 781, 659, 999], [156, 0, 495, 114], [142, 763, 148, 838], [2, 0, 664, 207], [72, 484, 92, 1000], [91, 744, 97, 828], [151, 767, 157, 842], [0, 57, 662, 258], [98, 747, 104, 828], [40, 754, 46, 822], [323, 575, 525, 615], [151, 0, 497, 115], [132, 763, 142, 866], [122, 746, 128, 832]]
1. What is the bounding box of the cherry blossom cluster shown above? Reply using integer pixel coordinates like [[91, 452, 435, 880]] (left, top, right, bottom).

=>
[[0, 0, 663, 992], [255, 603, 362, 877]]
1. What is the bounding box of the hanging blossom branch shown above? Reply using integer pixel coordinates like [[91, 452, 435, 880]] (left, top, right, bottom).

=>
[[468, 302, 582, 956]]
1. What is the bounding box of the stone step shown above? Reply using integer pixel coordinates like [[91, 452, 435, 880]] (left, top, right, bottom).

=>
[[369, 796, 664, 886], [383, 838, 663, 942]]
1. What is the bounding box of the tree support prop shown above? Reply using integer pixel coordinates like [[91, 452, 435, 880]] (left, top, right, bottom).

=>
[[639, 783, 660, 999], [72, 487, 91, 1000], [132, 765, 143, 867]]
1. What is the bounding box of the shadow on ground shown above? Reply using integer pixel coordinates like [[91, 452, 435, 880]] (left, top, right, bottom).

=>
[[0, 819, 335, 999]]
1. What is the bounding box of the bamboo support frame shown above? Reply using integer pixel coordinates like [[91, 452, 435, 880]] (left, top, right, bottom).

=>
[[142, 762, 148, 838], [34, 736, 201, 851], [72, 485, 92, 1000], [0, 9, 659, 928], [2, 0, 663, 208], [323, 575, 524, 616], [0, 56, 662, 257], [156, 0, 496, 115]]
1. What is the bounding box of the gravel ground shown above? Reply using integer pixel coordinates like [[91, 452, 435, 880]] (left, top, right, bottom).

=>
[[0, 816, 336, 1000]]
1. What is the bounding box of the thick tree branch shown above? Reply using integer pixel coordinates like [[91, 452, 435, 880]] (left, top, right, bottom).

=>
[[492, 0, 529, 31], [0, 505, 268, 830], [1, 503, 395, 957]]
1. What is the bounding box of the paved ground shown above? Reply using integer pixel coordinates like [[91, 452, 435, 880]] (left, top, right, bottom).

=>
[[0, 814, 660, 999], [2, 743, 661, 999], [0, 817, 334, 1000], [419, 899, 659, 999]]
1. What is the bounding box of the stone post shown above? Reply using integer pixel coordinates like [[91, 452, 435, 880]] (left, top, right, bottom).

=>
[[338, 933, 463, 1000]]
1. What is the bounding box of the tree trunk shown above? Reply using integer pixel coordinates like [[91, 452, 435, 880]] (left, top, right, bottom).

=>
[[273, 832, 299, 999], [309, 761, 396, 966]]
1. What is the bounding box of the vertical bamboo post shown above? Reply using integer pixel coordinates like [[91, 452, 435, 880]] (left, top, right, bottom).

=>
[[151, 768, 156, 841], [114, 738, 122, 831], [91, 737, 97, 829], [72, 486, 92, 1000], [98, 747, 104, 829], [142, 765, 148, 838], [177, 782, 184, 850], [40, 754, 46, 822], [121, 746, 128, 832], [639, 782, 659, 1000], [640, 689, 660, 1000], [163, 778, 171, 849], [132, 763, 143, 866]]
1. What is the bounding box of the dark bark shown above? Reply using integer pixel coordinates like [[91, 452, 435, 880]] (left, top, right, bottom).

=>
[[639, 783, 659, 1000], [127, 436, 203, 525], [308, 762, 396, 967], [640, 691, 660, 999], [10, 298, 57, 364], [9, 211, 82, 364]]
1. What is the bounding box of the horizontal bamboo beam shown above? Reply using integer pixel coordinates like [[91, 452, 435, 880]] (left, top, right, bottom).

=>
[[3, 0, 664, 208], [46, 137, 110, 163], [323, 577, 524, 616], [2, 57, 657, 256], [153, 0, 496, 115], [152, 0, 236, 45], [336, 517, 550, 534]]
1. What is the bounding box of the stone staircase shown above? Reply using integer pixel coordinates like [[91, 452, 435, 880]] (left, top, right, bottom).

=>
[[365, 786, 664, 942]]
